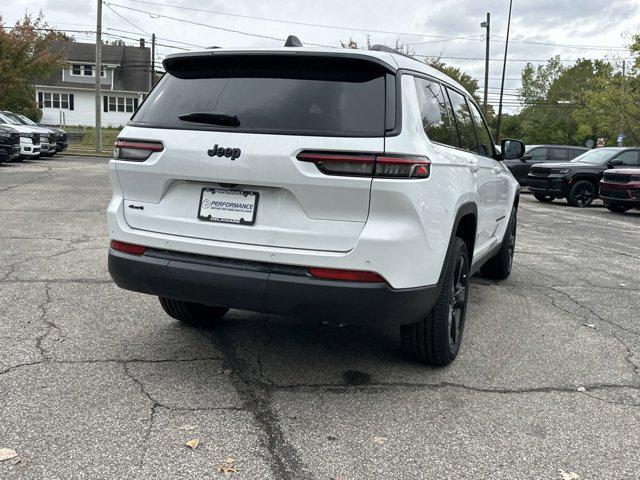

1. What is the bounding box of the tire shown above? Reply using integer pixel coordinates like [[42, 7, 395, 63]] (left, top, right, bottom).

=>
[[480, 208, 517, 280], [567, 180, 596, 208], [606, 204, 630, 214], [158, 297, 228, 327], [401, 238, 470, 366], [533, 193, 555, 203]]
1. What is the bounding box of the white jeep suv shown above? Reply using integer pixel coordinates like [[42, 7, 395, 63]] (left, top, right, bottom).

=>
[[108, 43, 524, 366]]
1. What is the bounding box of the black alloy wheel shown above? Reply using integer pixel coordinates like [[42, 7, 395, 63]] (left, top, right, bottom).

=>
[[568, 180, 596, 208], [448, 255, 468, 352]]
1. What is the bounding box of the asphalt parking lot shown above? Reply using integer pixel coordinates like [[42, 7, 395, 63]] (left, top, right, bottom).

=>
[[1, 156, 639, 479]]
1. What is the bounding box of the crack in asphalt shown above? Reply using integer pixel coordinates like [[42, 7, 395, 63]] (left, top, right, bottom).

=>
[[0, 167, 53, 192], [546, 286, 640, 336], [0, 242, 94, 282], [274, 381, 640, 406], [34, 283, 56, 361], [198, 327, 316, 480], [541, 282, 640, 381]]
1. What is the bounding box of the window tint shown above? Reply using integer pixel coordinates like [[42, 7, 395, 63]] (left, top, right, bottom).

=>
[[615, 150, 640, 166], [467, 101, 494, 156], [133, 55, 387, 136], [548, 148, 569, 160], [527, 148, 547, 160], [446, 88, 478, 152], [568, 149, 585, 159], [414, 78, 458, 148]]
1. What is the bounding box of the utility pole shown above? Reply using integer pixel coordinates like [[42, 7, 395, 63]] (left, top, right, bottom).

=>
[[481, 12, 491, 117], [95, 0, 102, 153], [496, 0, 513, 142], [618, 59, 626, 146], [150, 33, 156, 90]]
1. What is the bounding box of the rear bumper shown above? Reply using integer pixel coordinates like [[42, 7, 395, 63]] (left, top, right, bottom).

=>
[[108, 249, 439, 326]]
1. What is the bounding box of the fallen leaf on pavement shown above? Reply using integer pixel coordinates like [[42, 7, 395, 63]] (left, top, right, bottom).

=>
[[216, 464, 238, 475], [582, 323, 596, 329], [577, 387, 586, 392], [0, 448, 18, 462], [373, 436, 387, 444], [225, 457, 235, 464], [222, 369, 232, 376], [185, 439, 200, 449], [558, 468, 580, 479]]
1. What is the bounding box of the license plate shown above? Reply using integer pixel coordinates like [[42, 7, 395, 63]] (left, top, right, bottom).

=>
[[198, 188, 259, 225]]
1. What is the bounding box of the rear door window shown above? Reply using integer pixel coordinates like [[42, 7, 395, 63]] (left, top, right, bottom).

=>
[[467, 101, 495, 157], [568, 149, 585, 159], [446, 88, 478, 152], [414, 77, 459, 148], [132, 55, 387, 137], [548, 148, 569, 161]]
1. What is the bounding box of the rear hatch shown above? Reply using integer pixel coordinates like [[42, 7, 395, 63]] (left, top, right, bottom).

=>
[[115, 52, 393, 252]]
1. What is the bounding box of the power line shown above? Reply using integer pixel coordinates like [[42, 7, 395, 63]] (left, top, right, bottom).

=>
[[103, 2, 337, 48], [103, 2, 149, 35], [414, 53, 632, 63], [492, 35, 628, 52], [106, 0, 491, 41]]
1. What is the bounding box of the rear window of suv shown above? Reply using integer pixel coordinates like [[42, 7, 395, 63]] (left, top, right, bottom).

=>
[[131, 54, 388, 137]]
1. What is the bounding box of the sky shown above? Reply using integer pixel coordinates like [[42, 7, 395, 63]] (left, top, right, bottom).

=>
[[3, 0, 640, 113]]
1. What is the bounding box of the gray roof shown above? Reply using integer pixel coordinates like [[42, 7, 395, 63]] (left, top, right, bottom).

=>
[[36, 41, 151, 93]]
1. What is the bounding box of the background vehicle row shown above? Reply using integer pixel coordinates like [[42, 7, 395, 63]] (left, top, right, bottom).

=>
[[526, 147, 640, 207], [0, 111, 67, 162]]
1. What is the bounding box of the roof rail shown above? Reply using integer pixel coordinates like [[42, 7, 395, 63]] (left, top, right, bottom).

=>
[[369, 44, 417, 61], [284, 35, 303, 47]]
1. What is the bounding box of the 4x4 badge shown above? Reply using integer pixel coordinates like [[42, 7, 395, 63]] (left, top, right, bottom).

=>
[[207, 144, 241, 160]]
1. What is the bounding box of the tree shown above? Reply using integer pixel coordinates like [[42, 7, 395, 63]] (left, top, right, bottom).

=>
[[427, 58, 480, 101], [505, 56, 619, 145], [0, 14, 69, 121], [574, 34, 640, 145], [340, 38, 359, 49]]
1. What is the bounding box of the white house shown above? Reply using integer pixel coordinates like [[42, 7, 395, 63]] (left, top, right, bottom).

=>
[[35, 41, 151, 127]]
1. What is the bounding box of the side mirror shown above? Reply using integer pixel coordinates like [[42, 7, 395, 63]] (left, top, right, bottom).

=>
[[501, 139, 526, 160], [608, 158, 623, 167], [521, 155, 532, 162]]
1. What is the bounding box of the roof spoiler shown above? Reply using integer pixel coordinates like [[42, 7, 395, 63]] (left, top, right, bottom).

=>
[[284, 35, 303, 47]]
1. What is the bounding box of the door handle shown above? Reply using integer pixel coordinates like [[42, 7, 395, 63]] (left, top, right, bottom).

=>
[[468, 161, 480, 173], [493, 166, 503, 174]]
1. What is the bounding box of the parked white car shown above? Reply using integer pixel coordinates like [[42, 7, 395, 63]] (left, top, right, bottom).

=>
[[107, 41, 524, 365], [0, 111, 57, 157], [2, 111, 61, 156], [0, 112, 42, 158]]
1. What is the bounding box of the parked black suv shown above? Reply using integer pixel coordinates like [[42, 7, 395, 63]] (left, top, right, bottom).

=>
[[503, 145, 589, 185], [0, 125, 20, 164], [527, 147, 640, 207]]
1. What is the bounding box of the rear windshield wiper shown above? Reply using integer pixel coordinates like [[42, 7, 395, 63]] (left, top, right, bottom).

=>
[[178, 112, 240, 127]]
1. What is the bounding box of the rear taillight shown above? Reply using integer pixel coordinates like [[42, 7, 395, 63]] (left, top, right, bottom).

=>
[[308, 267, 386, 283], [297, 151, 430, 179], [114, 139, 164, 161], [110, 240, 147, 255]]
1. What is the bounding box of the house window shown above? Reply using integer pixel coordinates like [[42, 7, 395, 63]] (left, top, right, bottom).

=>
[[104, 96, 139, 113], [70, 64, 106, 77], [38, 92, 73, 110]]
